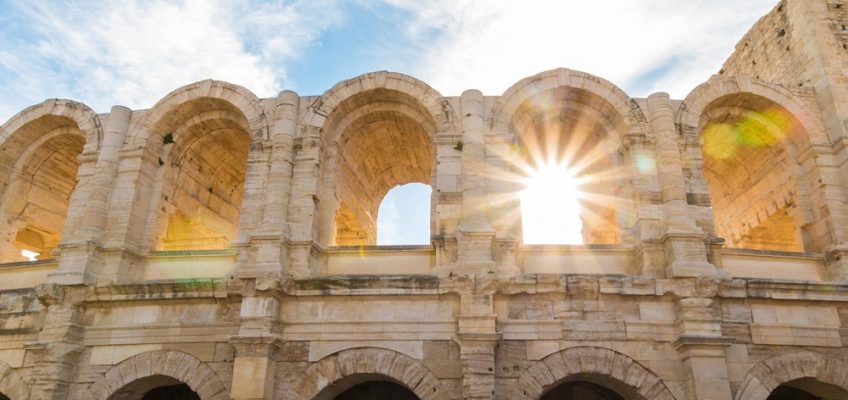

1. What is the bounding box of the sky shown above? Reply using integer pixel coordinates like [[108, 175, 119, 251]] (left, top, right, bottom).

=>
[[0, 0, 778, 245]]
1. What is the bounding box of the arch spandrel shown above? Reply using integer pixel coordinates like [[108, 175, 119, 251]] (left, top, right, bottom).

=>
[[127, 79, 267, 149], [84, 351, 228, 400], [288, 347, 444, 400], [489, 68, 647, 137], [735, 351, 848, 400], [512, 346, 677, 400]]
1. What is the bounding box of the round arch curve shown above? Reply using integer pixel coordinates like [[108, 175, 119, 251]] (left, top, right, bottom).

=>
[[128, 79, 267, 147], [677, 75, 828, 146], [489, 68, 647, 135], [512, 346, 677, 400], [287, 347, 445, 400], [299, 70, 458, 136], [0, 360, 31, 400], [735, 351, 848, 400], [0, 98, 102, 154], [84, 351, 228, 400]]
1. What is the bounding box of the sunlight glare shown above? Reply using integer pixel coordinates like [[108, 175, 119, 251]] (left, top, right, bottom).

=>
[[521, 162, 583, 244], [20, 249, 39, 262]]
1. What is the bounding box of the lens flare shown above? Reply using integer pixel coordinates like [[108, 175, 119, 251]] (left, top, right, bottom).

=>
[[520, 162, 583, 244]]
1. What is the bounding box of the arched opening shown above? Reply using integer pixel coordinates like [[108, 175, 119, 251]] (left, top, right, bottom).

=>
[[333, 380, 419, 400], [511, 86, 628, 245], [698, 94, 815, 252], [541, 380, 627, 400], [107, 375, 199, 400], [148, 98, 250, 251], [324, 88, 436, 246], [765, 378, 848, 400], [0, 116, 86, 263], [0, 393, 9, 400], [376, 183, 431, 245], [313, 374, 421, 400]]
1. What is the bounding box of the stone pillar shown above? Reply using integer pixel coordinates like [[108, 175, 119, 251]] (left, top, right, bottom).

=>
[[673, 297, 734, 400], [286, 128, 322, 278], [29, 284, 85, 400], [458, 294, 498, 400], [456, 89, 495, 273], [647, 93, 719, 278], [230, 278, 282, 400], [238, 91, 299, 278], [50, 105, 132, 285]]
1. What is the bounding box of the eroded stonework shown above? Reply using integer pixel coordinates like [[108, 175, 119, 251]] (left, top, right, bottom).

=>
[[1, 1, 848, 399]]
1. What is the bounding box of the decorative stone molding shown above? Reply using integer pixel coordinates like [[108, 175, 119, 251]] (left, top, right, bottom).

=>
[[734, 351, 848, 400], [84, 350, 229, 400], [511, 346, 677, 400], [286, 347, 445, 400]]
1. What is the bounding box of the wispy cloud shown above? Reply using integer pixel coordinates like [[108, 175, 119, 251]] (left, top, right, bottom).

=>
[[0, 0, 341, 121], [384, 0, 776, 98]]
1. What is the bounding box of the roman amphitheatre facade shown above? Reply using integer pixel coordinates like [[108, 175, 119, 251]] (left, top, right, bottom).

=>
[[1, 1, 848, 399]]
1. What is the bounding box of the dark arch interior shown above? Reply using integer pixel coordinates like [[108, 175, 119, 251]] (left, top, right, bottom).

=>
[[140, 383, 199, 400], [541, 380, 626, 400], [333, 380, 420, 400], [0, 393, 9, 400], [766, 378, 848, 400], [107, 376, 199, 400]]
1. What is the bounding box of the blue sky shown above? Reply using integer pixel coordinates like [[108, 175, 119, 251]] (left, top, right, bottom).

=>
[[0, 0, 777, 244]]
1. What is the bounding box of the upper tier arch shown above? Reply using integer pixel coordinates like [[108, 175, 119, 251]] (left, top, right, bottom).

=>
[[489, 68, 647, 136], [127, 79, 268, 148], [299, 70, 459, 139], [0, 98, 102, 155], [676, 75, 828, 146]]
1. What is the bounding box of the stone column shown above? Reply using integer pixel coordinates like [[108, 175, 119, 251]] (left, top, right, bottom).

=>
[[286, 128, 322, 278], [673, 297, 734, 400], [456, 89, 495, 273], [238, 91, 299, 278], [458, 294, 498, 400], [29, 284, 85, 400], [647, 93, 719, 278], [50, 105, 132, 285], [230, 278, 282, 400]]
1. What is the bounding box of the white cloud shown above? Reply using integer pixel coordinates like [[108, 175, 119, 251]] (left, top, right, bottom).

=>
[[385, 0, 776, 98], [0, 0, 341, 120]]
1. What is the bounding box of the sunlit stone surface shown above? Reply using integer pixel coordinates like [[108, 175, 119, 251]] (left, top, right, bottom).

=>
[[1, 1, 848, 399]]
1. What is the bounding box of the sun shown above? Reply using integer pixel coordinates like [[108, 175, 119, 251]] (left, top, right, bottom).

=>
[[520, 162, 584, 244]]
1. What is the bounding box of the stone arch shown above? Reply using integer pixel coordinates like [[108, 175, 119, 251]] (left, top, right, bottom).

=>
[[489, 68, 646, 135], [287, 347, 444, 400], [0, 100, 100, 262], [0, 360, 31, 400], [677, 75, 828, 146], [128, 79, 267, 147], [735, 351, 848, 400], [304, 72, 456, 246], [512, 346, 677, 400], [84, 351, 228, 400], [299, 71, 458, 136], [0, 98, 102, 154], [489, 69, 643, 245], [676, 75, 832, 252], [127, 81, 261, 253]]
